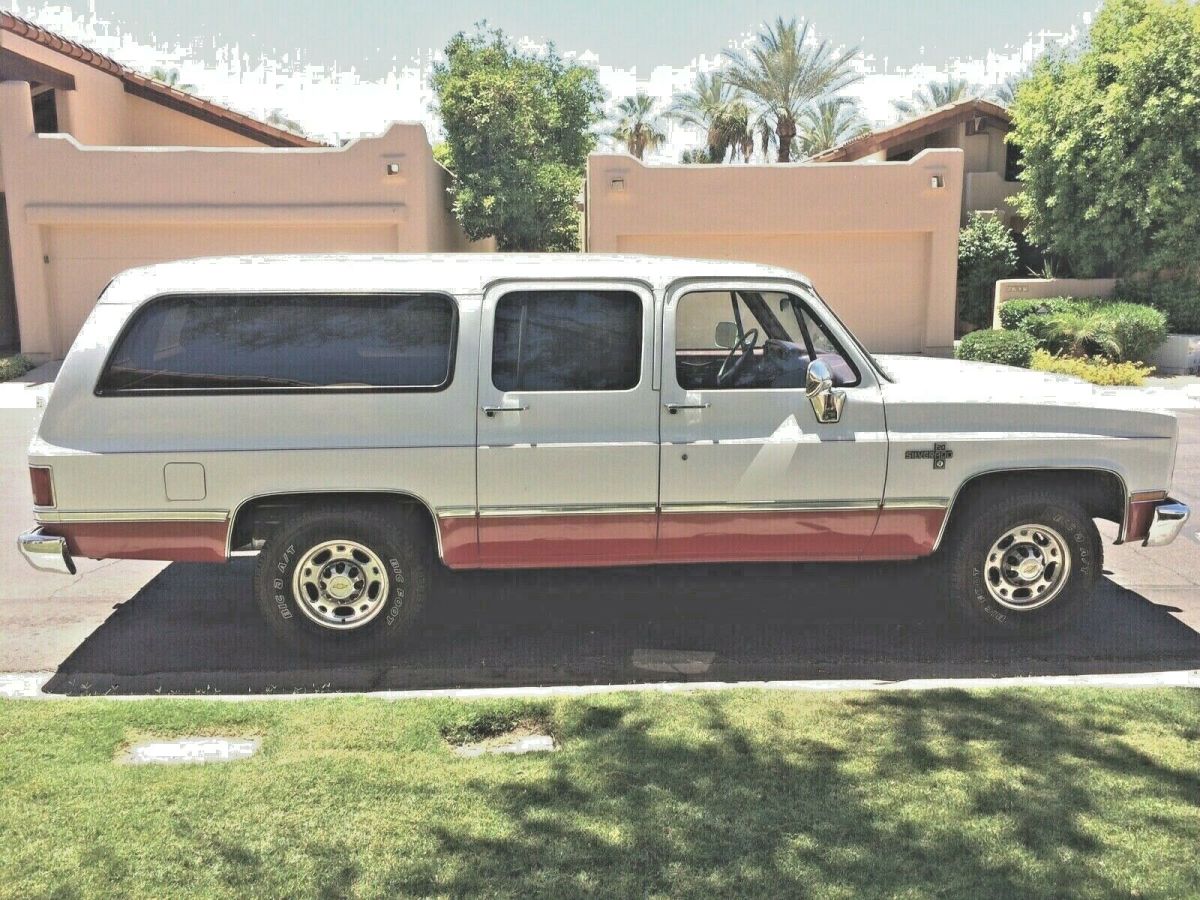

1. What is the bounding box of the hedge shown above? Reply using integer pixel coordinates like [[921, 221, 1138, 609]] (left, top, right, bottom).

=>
[[956, 329, 1037, 367]]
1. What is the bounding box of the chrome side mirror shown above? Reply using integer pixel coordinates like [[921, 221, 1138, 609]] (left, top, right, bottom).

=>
[[805, 359, 834, 398], [714, 321, 738, 350], [805, 359, 845, 424]]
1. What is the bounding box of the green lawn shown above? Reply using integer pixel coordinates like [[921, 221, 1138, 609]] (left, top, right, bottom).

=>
[[1, 689, 1197, 899]]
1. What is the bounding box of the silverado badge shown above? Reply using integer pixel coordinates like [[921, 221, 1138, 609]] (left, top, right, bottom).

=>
[[905, 443, 953, 470]]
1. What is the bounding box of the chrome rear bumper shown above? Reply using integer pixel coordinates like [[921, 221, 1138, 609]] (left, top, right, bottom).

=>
[[1144, 500, 1190, 548], [17, 528, 76, 575]]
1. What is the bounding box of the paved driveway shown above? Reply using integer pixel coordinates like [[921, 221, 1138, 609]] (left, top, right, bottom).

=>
[[3, 385, 1199, 695]]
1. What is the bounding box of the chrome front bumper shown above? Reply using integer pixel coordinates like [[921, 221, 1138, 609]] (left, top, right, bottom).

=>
[[17, 528, 76, 575], [1144, 500, 1190, 548]]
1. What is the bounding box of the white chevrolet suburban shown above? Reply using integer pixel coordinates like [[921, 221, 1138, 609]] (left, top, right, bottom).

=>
[[18, 255, 1189, 657]]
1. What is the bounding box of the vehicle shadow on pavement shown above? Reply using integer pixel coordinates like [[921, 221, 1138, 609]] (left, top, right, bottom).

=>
[[43, 558, 1200, 695]]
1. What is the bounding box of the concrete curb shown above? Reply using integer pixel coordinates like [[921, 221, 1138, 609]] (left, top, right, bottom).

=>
[[3, 669, 1198, 701]]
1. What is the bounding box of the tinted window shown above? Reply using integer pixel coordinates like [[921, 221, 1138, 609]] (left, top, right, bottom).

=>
[[98, 293, 455, 393], [492, 290, 642, 391]]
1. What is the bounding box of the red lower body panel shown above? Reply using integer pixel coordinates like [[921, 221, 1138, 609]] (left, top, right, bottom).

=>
[[42, 507, 949, 569], [1123, 494, 1167, 543], [44, 521, 229, 563], [475, 513, 658, 568], [657, 509, 879, 563], [440, 507, 948, 569]]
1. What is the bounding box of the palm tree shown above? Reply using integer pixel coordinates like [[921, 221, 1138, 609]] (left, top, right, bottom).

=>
[[797, 97, 870, 157], [723, 18, 861, 163], [987, 74, 1025, 108], [148, 67, 195, 93], [670, 72, 751, 163], [892, 76, 978, 119], [608, 93, 667, 161], [1033, 309, 1122, 360], [265, 109, 305, 136]]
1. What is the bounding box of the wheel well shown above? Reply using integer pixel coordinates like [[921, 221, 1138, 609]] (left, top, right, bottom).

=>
[[939, 469, 1126, 550], [229, 492, 439, 556]]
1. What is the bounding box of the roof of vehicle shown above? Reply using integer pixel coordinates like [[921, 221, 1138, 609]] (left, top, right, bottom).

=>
[[98, 254, 815, 304]]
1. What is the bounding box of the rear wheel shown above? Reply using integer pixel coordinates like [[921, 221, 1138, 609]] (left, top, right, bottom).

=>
[[945, 489, 1101, 635], [253, 506, 428, 658]]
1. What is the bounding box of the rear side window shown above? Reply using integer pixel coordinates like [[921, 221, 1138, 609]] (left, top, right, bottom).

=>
[[97, 293, 456, 393], [492, 290, 643, 391]]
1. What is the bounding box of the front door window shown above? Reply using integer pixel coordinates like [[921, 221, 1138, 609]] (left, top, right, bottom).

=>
[[674, 289, 859, 391]]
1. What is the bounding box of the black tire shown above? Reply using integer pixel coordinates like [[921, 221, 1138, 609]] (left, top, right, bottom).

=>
[[253, 506, 428, 659], [945, 488, 1101, 636]]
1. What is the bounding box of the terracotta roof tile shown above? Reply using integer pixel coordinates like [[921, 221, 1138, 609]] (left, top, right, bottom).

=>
[[808, 98, 1011, 163], [0, 11, 322, 148]]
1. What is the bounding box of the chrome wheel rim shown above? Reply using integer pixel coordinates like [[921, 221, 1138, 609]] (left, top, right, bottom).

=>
[[291, 539, 390, 631], [984, 523, 1071, 611]]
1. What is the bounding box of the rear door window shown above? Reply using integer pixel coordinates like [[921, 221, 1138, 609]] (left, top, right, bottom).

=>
[[491, 289, 643, 392]]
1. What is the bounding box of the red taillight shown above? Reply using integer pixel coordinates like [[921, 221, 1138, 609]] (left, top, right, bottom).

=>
[[29, 466, 55, 508]]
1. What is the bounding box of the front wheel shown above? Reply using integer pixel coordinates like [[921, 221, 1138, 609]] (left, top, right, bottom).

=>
[[945, 489, 1101, 635], [253, 506, 429, 659]]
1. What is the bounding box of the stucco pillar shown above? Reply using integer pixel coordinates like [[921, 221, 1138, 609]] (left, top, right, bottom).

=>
[[921, 150, 964, 357], [0, 81, 54, 358]]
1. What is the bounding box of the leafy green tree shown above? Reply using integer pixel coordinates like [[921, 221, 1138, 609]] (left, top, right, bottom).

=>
[[432, 27, 604, 251], [796, 97, 870, 156], [723, 18, 861, 162], [957, 213, 1018, 332], [892, 76, 978, 119], [1010, 0, 1200, 281], [607, 92, 667, 160], [670, 72, 752, 163]]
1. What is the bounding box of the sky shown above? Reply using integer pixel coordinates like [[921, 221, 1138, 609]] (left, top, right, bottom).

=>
[[89, 0, 1099, 75]]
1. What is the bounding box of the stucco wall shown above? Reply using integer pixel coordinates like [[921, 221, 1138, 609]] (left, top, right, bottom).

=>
[[0, 81, 487, 357], [586, 149, 964, 356]]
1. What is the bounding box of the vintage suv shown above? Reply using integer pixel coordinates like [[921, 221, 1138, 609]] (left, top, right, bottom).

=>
[[18, 254, 1189, 657]]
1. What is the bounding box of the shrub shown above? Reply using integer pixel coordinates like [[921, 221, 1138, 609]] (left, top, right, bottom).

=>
[[1025, 309, 1122, 359], [1103, 303, 1168, 363], [1000, 298, 1167, 363], [0, 355, 34, 382], [1030, 350, 1154, 386], [956, 329, 1037, 367], [1120, 276, 1200, 335], [957, 213, 1018, 332], [998, 297, 1090, 332]]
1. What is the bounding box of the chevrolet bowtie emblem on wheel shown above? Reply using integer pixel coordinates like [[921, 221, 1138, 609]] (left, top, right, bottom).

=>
[[905, 443, 953, 469]]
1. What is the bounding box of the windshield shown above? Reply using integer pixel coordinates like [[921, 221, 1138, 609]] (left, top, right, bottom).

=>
[[795, 285, 894, 383]]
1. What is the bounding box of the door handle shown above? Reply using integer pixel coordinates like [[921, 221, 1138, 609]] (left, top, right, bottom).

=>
[[483, 405, 529, 417], [665, 402, 710, 414]]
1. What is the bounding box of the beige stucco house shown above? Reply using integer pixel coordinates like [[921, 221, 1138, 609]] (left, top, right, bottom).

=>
[[0, 12, 484, 359], [811, 98, 1020, 227]]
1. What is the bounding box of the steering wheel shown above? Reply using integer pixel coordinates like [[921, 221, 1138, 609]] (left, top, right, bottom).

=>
[[717, 328, 759, 387]]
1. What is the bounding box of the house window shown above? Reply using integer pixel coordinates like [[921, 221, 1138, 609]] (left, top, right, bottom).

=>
[[1004, 141, 1023, 182], [32, 89, 58, 134]]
